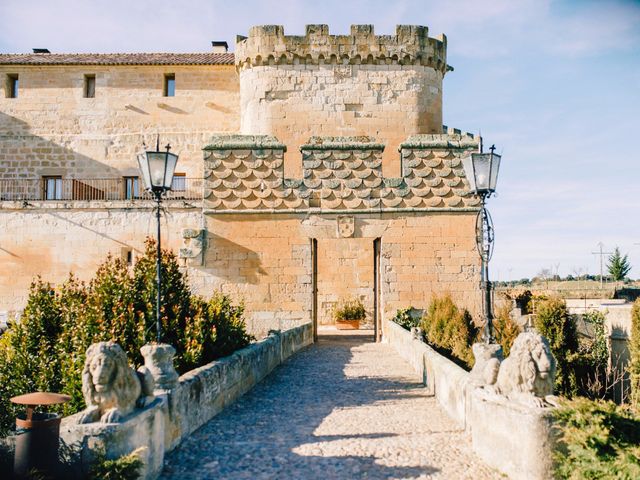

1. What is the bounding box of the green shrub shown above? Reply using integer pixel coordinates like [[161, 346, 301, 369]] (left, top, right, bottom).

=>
[[581, 310, 609, 368], [333, 298, 366, 322], [493, 304, 521, 357], [630, 299, 640, 410], [181, 293, 253, 370], [420, 295, 479, 369], [89, 448, 144, 480], [0, 238, 251, 436], [0, 279, 66, 436], [534, 297, 579, 397], [391, 307, 420, 331], [573, 310, 612, 400], [553, 397, 640, 479]]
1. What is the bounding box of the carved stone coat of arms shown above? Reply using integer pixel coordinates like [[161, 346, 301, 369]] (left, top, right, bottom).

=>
[[337, 216, 355, 238]]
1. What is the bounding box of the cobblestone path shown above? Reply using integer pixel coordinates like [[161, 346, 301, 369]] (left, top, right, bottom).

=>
[[161, 332, 501, 479]]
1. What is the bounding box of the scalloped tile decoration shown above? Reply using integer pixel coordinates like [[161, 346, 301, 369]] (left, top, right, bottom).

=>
[[203, 134, 481, 211]]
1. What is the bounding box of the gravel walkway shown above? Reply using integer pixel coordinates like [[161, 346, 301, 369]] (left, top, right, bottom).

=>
[[161, 331, 501, 479]]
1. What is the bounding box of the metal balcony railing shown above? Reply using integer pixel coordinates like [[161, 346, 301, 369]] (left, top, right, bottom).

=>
[[0, 178, 203, 201]]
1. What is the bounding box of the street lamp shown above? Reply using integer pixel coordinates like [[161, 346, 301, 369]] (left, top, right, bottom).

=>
[[462, 145, 501, 343], [137, 138, 178, 343]]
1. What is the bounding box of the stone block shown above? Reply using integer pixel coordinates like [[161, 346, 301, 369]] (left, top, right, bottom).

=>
[[469, 388, 555, 480]]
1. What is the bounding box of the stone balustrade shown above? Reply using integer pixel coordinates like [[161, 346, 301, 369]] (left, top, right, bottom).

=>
[[385, 320, 556, 480], [58, 323, 313, 479]]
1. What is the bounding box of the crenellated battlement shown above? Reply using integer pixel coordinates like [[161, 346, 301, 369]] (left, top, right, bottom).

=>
[[202, 133, 480, 213], [235, 24, 450, 74]]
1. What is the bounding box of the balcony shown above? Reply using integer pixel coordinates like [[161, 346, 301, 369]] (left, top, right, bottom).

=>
[[0, 178, 203, 202]]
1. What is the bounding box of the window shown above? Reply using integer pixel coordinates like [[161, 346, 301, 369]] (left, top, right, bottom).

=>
[[43, 176, 62, 200], [164, 73, 175, 97], [84, 74, 95, 98], [121, 247, 134, 266], [172, 173, 186, 191], [124, 176, 139, 199], [6, 74, 18, 98]]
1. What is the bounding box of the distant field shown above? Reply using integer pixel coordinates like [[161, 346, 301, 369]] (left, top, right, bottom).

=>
[[495, 280, 640, 299]]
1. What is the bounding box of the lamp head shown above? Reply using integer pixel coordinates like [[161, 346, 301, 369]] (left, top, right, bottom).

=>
[[462, 145, 501, 197], [137, 143, 178, 193]]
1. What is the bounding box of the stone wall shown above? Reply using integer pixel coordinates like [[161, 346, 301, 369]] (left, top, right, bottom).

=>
[[236, 25, 448, 176], [0, 203, 202, 312], [385, 319, 470, 426], [60, 323, 313, 479], [385, 320, 556, 480], [0, 64, 239, 179]]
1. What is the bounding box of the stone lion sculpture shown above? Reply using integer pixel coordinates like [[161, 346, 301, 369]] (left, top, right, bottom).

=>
[[78, 341, 155, 424], [470, 342, 502, 386], [492, 331, 557, 408]]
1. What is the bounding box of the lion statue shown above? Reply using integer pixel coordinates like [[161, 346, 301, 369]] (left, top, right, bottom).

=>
[[470, 342, 502, 386], [78, 341, 155, 424], [491, 331, 557, 408]]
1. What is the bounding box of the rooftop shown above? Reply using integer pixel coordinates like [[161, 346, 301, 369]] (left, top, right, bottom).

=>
[[0, 52, 235, 66]]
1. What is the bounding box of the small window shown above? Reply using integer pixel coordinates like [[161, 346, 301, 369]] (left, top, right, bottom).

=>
[[172, 173, 186, 191], [84, 74, 95, 98], [6, 74, 18, 98], [164, 74, 175, 97], [121, 247, 134, 266], [123, 176, 139, 199], [43, 176, 62, 200]]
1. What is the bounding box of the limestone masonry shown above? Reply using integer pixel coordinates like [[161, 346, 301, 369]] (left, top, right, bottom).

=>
[[0, 24, 483, 338]]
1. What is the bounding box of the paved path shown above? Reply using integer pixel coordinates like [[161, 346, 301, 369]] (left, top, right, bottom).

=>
[[161, 332, 501, 479]]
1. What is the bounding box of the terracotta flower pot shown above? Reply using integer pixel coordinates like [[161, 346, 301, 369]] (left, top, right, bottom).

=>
[[335, 318, 361, 330]]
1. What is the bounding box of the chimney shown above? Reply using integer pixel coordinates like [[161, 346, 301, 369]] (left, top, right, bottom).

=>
[[211, 41, 229, 53], [33, 48, 50, 54]]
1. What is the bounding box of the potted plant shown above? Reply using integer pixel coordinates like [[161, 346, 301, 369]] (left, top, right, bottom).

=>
[[333, 298, 366, 330]]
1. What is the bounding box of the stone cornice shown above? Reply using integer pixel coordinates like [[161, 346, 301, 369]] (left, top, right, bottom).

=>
[[300, 136, 385, 151], [235, 24, 450, 74], [400, 133, 480, 151], [203, 135, 287, 151]]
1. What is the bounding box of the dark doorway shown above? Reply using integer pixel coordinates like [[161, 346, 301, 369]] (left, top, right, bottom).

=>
[[373, 238, 381, 342], [311, 238, 318, 342]]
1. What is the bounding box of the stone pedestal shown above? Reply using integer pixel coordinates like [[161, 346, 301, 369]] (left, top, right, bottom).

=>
[[140, 344, 179, 392], [469, 388, 555, 480]]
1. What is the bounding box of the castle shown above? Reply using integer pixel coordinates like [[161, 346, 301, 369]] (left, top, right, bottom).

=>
[[0, 25, 483, 338]]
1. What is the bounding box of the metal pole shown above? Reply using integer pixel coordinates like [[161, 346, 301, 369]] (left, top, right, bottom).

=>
[[155, 193, 162, 343], [591, 242, 612, 290], [480, 196, 494, 344], [600, 245, 604, 289], [483, 255, 494, 343]]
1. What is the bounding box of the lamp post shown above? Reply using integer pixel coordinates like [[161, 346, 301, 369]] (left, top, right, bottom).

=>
[[462, 145, 501, 344], [137, 138, 178, 343]]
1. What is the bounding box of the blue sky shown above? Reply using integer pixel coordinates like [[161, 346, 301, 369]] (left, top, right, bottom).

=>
[[1, 0, 638, 280]]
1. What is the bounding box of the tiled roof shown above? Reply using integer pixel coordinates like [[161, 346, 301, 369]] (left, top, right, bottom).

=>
[[0, 52, 235, 66]]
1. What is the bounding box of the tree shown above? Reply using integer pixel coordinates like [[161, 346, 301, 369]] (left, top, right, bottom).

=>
[[536, 268, 553, 289], [607, 247, 631, 281]]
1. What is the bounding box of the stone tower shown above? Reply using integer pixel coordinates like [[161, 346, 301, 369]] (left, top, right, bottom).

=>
[[235, 24, 449, 176]]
